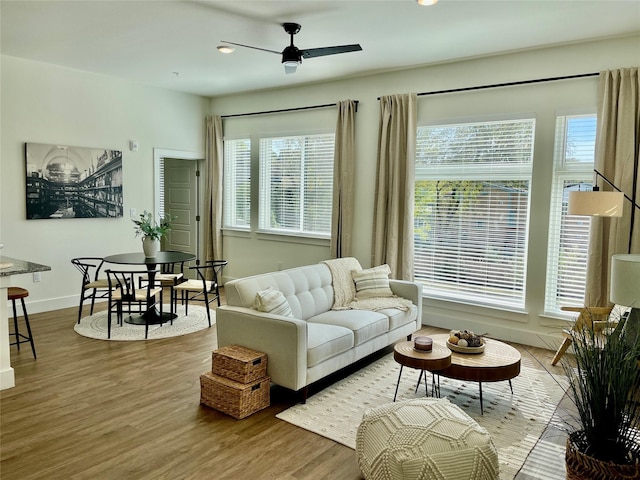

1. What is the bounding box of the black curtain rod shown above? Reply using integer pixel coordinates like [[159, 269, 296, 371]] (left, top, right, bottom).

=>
[[221, 100, 359, 119], [377, 72, 599, 100]]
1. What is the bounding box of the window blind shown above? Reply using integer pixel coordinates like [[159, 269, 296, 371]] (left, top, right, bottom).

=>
[[259, 134, 334, 236], [223, 138, 251, 229], [545, 115, 595, 313], [414, 118, 535, 308]]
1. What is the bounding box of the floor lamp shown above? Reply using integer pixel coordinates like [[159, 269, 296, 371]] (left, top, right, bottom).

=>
[[568, 168, 640, 345]]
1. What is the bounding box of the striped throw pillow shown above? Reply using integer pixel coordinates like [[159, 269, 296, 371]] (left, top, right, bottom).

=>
[[352, 264, 394, 299], [255, 287, 293, 317]]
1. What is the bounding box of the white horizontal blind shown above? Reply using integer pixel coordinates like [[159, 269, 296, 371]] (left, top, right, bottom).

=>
[[414, 118, 535, 308], [545, 115, 596, 313], [223, 138, 251, 229], [259, 134, 334, 236]]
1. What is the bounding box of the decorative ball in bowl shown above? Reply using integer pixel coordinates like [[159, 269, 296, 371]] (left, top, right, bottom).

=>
[[447, 330, 485, 354]]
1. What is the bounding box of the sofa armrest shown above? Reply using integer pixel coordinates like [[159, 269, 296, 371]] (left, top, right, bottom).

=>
[[389, 279, 423, 325], [216, 306, 308, 392]]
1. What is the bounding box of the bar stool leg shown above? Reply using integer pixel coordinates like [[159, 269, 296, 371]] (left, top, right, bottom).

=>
[[11, 299, 21, 352], [10, 296, 37, 359], [20, 298, 37, 359]]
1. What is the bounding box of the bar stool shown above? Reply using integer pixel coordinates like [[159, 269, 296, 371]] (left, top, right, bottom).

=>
[[8, 287, 36, 359]]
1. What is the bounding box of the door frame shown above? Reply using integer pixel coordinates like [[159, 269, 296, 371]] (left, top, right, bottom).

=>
[[153, 148, 205, 261]]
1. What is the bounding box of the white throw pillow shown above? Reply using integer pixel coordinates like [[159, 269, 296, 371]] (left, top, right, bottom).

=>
[[254, 287, 293, 317], [352, 264, 394, 299]]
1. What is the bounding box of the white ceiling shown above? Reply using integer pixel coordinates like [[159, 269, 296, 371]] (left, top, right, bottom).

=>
[[1, 0, 639, 98]]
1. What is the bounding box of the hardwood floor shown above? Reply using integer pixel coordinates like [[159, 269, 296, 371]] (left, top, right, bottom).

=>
[[1, 297, 566, 479]]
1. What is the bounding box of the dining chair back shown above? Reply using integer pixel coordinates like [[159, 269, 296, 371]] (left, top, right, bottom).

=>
[[71, 257, 111, 324], [173, 260, 227, 327], [105, 269, 163, 339]]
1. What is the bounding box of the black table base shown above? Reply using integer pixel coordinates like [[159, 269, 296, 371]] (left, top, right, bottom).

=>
[[124, 308, 177, 325]]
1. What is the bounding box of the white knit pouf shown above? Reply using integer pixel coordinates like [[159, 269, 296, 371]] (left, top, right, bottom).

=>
[[356, 398, 499, 480]]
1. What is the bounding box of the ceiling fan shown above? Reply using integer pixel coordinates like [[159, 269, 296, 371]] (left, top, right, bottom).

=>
[[221, 22, 362, 74]]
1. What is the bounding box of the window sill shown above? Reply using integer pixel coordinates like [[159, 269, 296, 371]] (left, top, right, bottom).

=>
[[423, 294, 529, 323], [256, 231, 330, 246]]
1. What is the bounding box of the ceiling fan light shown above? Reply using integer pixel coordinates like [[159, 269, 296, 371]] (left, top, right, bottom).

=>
[[217, 45, 235, 54], [417, 0, 438, 5]]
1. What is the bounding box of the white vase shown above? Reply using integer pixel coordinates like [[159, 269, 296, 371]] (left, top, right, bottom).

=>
[[142, 237, 160, 258]]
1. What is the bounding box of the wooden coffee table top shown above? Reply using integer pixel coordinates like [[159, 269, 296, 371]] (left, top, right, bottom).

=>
[[430, 333, 521, 383], [393, 340, 452, 371]]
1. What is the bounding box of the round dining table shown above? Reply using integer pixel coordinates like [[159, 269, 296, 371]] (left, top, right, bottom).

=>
[[103, 251, 196, 325]]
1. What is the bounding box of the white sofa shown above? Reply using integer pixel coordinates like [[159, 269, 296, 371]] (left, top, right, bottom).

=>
[[216, 259, 423, 400]]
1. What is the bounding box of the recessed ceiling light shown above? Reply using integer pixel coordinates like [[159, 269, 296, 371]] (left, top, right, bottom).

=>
[[217, 45, 235, 54], [417, 0, 438, 5]]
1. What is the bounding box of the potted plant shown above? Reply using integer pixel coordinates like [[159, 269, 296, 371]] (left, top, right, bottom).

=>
[[560, 306, 640, 479], [132, 210, 174, 257]]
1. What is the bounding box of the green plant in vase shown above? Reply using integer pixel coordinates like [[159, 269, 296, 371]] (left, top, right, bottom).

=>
[[132, 210, 175, 257], [561, 306, 640, 479]]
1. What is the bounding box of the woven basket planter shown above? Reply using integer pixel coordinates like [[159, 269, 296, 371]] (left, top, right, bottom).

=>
[[566, 434, 640, 480]]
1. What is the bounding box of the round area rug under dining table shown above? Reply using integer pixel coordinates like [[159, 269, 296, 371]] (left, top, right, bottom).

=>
[[74, 304, 214, 341]]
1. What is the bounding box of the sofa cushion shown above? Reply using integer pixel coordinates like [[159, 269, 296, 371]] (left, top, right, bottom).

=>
[[352, 264, 394, 299], [307, 323, 354, 368], [308, 310, 389, 346], [378, 304, 418, 331], [224, 264, 334, 320], [254, 287, 293, 317]]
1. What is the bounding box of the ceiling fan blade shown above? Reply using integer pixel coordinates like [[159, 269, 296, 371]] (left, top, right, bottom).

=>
[[301, 44, 362, 59], [220, 40, 281, 55]]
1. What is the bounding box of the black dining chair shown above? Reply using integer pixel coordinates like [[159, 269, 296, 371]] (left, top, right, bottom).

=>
[[105, 269, 164, 339], [138, 253, 187, 315], [172, 260, 227, 327], [71, 257, 112, 324]]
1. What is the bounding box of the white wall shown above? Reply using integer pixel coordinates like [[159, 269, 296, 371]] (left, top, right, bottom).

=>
[[0, 55, 209, 313], [211, 35, 640, 348]]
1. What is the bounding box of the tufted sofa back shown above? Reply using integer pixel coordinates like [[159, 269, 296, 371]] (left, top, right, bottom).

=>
[[224, 263, 334, 320]]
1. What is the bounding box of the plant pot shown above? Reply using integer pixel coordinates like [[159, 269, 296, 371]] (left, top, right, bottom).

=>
[[566, 433, 640, 480], [142, 237, 160, 258]]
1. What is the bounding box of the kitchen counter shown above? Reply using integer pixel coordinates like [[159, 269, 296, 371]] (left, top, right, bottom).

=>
[[1, 255, 51, 390]]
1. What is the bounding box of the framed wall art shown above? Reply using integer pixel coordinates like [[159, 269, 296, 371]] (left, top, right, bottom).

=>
[[25, 143, 123, 219]]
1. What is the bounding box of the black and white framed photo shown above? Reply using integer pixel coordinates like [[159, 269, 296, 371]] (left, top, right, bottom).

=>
[[25, 143, 123, 219]]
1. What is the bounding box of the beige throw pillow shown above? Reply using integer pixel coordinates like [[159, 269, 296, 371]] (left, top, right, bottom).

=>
[[352, 264, 394, 299], [255, 287, 293, 317]]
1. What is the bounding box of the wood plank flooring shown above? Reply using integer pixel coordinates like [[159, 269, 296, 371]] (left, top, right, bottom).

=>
[[1, 296, 567, 479]]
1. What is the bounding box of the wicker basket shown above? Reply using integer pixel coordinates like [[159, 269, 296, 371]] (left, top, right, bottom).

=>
[[566, 435, 640, 480], [200, 372, 270, 419], [212, 345, 267, 383]]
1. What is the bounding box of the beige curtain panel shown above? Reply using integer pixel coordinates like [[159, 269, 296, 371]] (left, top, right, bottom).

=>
[[330, 100, 357, 259], [204, 115, 224, 263], [585, 67, 640, 306], [372, 93, 417, 280]]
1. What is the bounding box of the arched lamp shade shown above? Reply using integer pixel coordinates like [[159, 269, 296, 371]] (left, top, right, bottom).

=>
[[611, 254, 640, 346], [567, 191, 624, 217], [610, 254, 640, 307]]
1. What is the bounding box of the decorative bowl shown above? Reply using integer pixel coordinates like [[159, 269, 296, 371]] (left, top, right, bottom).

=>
[[446, 341, 485, 354]]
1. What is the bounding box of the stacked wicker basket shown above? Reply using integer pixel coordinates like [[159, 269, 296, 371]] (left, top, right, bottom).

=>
[[200, 344, 270, 419]]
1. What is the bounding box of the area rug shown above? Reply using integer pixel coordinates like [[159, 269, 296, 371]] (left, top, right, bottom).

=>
[[276, 354, 567, 480], [74, 305, 214, 341]]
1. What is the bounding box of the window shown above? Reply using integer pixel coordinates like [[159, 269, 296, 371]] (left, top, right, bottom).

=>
[[259, 134, 334, 236], [414, 118, 535, 309], [545, 115, 596, 313], [223, 138, 251, 229]]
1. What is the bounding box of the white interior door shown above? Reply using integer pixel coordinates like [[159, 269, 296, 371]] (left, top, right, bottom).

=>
[[162, 158, 199, 267]]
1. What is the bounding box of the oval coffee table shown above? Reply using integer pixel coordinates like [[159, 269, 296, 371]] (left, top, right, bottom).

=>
[[393, 340, 451, 401], [430, 333, 521, 414]]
